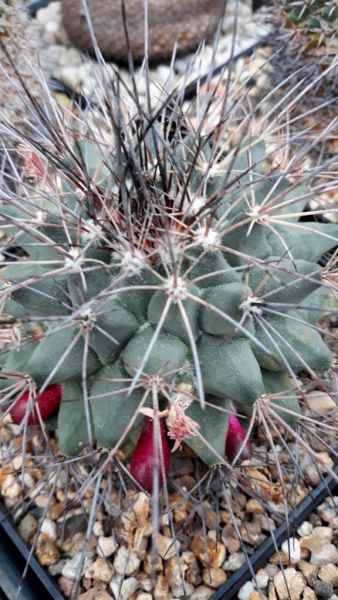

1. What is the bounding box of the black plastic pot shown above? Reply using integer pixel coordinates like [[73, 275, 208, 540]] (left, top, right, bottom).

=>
[[26, 0, 58, 17], [0, 503, 65, 600]]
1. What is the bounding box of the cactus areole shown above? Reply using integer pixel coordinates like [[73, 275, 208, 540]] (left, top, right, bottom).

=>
[[1, 131, 337, 472]]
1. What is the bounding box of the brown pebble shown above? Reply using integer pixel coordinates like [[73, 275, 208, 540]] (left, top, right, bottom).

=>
[[0, 466, 15, 485], [143, 552, 163, 574], [246, 499, 264, 514], [202, 567, 227, 588], [173, 475, 197, 490], [48, 502, 64, 520], [78, 590, 111, 600], [220, 509, 231, 523], [268, 581, 278, 600], [191, 534, 226, 568], [169, 493, 191, 526], [154, 574, 169, 600], [318, 563, 338, 586], [57, 576, 75, 598], [298, 560, 318, 585], [84, 557, 113, 583], [186, 564, 203, 586], [137, 571, 153, 592], [165, 556, 187, 588], [203, 507, 219, 530], [82, 578, 92, 590], [270, 549, 310, 565], [222, 526, 240, 554], [35, 533, 60, 566], [18, 513, 38, 543]]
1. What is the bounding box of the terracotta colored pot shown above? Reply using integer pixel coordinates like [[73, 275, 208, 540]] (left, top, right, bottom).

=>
[[61, 0, 224, 62]]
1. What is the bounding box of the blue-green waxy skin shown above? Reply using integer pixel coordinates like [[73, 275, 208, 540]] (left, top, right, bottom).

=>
[[261, 370, 300, 426], [26, 326, 101, 386], [247, 258, 321, 304], [147, 285, 200, 342], [123, 325, 188, 378], [251, 314, 333, 373], [185, 395, 229, 467], [89, 362, 146, 449], [197, 335, 265, 405], [188, 251, 239, 288], [1, 133, 337, 466], [58, 383, 90, 455], [199, 282, 255, 337], [88, 298, 140, 364], [2, 264, 71, 316]]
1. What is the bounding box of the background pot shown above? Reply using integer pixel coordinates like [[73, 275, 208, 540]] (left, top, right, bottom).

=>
[[61, 0, 224, 63]]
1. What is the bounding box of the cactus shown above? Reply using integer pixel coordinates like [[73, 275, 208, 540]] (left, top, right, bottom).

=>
[[1, 95, 337, 473], [280, 0, 338, 49]]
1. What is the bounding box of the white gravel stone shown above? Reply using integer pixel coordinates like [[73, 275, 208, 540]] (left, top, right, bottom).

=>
[[156, 533, 180, 560], [114, 546, 141, 576], [97, 535, 117, 558], [238, 581, 255, 600], [281, 538, 301, 564], [306, 391, 337, 414], [41, 518, 57, 541], [59, 48, 83, 67], [45, 21, 59, 35], [93, 520, 105, 537], [297, 522, 313, 537], [55, 66, 81, 89], [48, 559, 67, 577], [265, 564, 279, 578], [318, 563, 338, 587], [18, 472, 35, 489], [110, 575, 138, 600], [255, 569, 269, 589], [327, 496, 338, 509], [274, 568, 306, 600], [189, 586, 214, 600], [171, 582, 195, 597], [301, 527, 333, 551], [311, 544, 338, 566], [223, 552, 246, 571], [18, 514, 38, 543], [62, 553, 89, 580], [1, 474, 21, 498], [156, 65, 172, 84], [85, 557, 114, 582], [36, 3, 61, 26]]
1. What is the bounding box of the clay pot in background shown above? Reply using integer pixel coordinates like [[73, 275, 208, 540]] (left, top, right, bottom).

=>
[[61, 0, 224, 63]]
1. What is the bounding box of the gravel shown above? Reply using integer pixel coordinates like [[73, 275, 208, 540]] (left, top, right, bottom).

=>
[[34, 0, 271, 111], [0, 2, 337, 599]]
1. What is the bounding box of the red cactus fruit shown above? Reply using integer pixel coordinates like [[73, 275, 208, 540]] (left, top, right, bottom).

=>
[[130, 417, 170, 493], [10, 384, 62, 425], [225, 410, 253, 463]]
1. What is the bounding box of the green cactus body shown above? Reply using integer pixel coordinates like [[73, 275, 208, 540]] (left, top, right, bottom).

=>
[[1, 131, 337, 468]]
